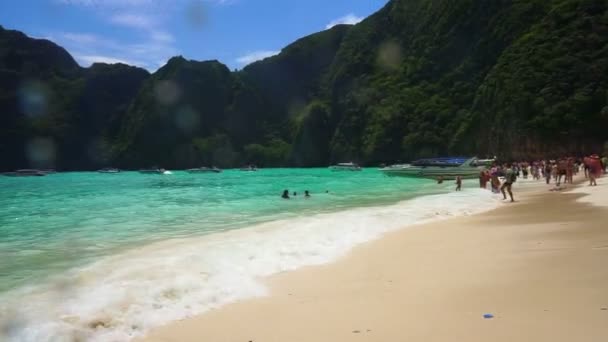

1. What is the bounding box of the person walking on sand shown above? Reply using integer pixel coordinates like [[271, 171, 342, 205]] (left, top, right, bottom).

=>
[[586, 155, 601, 186], [544, 162, 552, 185], [455, 176, 462, 191], [589, 164, 598, 186], [501, 164, 515, 202], [566, 158, 574, 184], [552, 162, 559, 184]]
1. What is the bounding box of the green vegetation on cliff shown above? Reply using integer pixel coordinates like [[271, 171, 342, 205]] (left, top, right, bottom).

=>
[[1, 0, 607, 170], [0, 25, 149, 170]]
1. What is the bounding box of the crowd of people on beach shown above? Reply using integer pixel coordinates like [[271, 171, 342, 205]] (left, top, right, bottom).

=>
[[474, 154, 606, 202], [277, 155, 606, 201]]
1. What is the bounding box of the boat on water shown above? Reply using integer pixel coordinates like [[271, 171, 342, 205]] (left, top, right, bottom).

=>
[[186, 167, 222, 173], [138, 168, 170, 175], [2, 169, 48, 177], [380, 157, 487, 180], [471, 158, 496, 167], [240, 165, 258, 172], [329, 162, 362, 171], [97, 167, 121, 174]]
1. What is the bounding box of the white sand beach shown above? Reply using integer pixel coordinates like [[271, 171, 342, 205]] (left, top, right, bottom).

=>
[[140, 176, 608, 342]]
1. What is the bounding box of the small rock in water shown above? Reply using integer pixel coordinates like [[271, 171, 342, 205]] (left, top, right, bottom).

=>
[[483, 313, 494, 319]]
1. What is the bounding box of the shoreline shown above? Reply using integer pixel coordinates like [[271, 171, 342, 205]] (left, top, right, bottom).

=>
[[140, 176, 608, 342], [1, 175, 506, 342]]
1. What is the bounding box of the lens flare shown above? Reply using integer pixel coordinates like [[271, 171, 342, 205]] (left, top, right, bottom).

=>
[[185, 1, 207, 29], [175, 106, 200, 135], [154, 80, 181, 105], [377, 41, 402, 71], [18, 81, 49, 118], [26, 137, 56, 168]]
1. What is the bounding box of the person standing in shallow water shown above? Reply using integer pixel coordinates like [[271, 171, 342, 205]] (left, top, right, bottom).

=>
[[455, 176, 462, 191], [490, 167, 501, 193], [282, 190, 290, 199], [304, 190, 311, 198], [479, 169, 490, 189], [501, 164, 515, 202]]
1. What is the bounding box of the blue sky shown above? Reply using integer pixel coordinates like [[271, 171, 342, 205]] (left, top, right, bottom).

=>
[[0, 0, 388, 71]]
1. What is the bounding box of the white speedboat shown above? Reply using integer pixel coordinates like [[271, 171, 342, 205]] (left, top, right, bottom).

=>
[[329, 162, 362, 171], [139, 168, 169, 175], [98, 168, 121, 174], [380, 157, 486, 180], [187, 167, 222, 173], [471, 158, 496, 167]]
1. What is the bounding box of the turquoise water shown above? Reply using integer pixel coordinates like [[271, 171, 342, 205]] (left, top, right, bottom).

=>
[[0, 169, 437, 293]]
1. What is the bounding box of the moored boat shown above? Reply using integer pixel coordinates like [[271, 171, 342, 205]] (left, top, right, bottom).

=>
[[186, 167, 222, 173], [329, 162, 362, 171], [139, 168, 168, 175], [98, 167, 121, 174], [2, 169, 48, 177], [380, 157, 487, 180], [240, 165, 258, 172]]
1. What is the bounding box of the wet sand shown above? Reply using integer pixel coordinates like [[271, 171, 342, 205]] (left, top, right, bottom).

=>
[[141, 177, 608, 342]]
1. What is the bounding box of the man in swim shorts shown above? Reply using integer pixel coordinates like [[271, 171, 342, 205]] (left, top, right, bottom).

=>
[[501, 164, 515, 202]]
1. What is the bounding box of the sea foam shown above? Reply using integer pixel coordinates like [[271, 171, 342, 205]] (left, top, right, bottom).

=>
[[0, 187, 501, 341]]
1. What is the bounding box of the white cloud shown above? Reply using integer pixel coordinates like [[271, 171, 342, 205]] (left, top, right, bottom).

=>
[[57, 0, 234, 8], [236, 50, 279, 66], [59, 8, 178, 70], [110, 13, 154, 29], [325, 13, 364, 29], [51, 0, 235, 71], [56, 0, 155, 7], [61, 32, 100, 44], [151, 30, 174, 43], [75, 54, 144, 66], [60, 32, 123, 50], [50, 30, 178, 71]]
